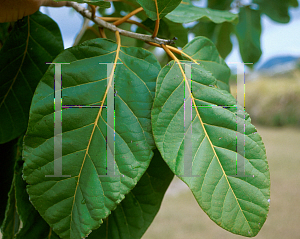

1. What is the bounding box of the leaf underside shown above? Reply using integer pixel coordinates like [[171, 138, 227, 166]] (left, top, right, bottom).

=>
[[165, 2, 238, 24]]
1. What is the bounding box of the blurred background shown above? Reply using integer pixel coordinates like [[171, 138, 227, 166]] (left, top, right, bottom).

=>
[[40, 0, 300, 238]]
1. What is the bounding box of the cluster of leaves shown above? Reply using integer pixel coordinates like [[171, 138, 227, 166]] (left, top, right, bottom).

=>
[[2, 0, 294, 238]]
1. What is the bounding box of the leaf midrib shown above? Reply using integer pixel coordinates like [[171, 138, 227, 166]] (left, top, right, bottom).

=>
[[173, 59, 253, 233]]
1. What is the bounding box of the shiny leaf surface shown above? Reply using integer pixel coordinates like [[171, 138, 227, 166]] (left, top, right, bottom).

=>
[[23, 38, 160, 239]]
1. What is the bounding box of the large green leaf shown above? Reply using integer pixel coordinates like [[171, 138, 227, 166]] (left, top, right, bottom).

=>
[[165, 2, 238, 24], [0, 11, 63, 144], [136, 0, 182, 20], [23, 38, 161, 239], [235, 7, 262, 65], [182, 36, 231, 92], [87, 148, 174, 238], [151, 60, 270, 237], [253, 0, 297, 23]]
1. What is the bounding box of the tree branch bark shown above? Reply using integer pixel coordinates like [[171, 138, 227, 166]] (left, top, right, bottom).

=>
[[66, 2, 175, 45]]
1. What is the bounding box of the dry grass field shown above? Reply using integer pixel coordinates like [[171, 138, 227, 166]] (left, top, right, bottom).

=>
[[143, 125, 300, 239]]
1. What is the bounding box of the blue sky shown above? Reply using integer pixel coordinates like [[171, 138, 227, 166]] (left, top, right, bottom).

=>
[[40, 2, 300, 69]]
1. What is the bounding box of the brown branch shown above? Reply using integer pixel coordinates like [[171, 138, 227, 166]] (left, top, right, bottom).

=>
[[66, 2, 175, 45]]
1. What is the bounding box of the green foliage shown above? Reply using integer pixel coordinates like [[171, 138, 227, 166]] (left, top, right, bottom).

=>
[[235, 6, 262, 65], [136, 0, 182, 20], [3, 0, 298, 237], [0, 12, 63, 144], [88, 149, 174, 239], [253, 0, 297, 23], [151, 58, 270, 237], [165, 3, 238, 24], [22, 39, 160, 239]]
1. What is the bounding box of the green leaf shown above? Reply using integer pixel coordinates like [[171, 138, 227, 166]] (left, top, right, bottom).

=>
[[14, 154, 59, 239], [0, 135, 60, 238], [136, 0, 182, 20], [55, 0, 111, 8], [164, 19, 188, 48], [165, 2, 238, 24], [235, 6, 262, 64], [0, 11, 64, 144], [190, 21, 216, 40], [182, 36, 231, 92], [0, 22, 10, 48], [151, 60, 270, 237], [87, 148, 174, 238], [207, 0, 234, 10], [253, 0, 297, 23], [215, 22, 233, 59], [76, 24, 99, 46], [23, 38, 161, 239], [112, 0, 145, 20], [0, 180, 19, 238], [0, 137, 18, 226]]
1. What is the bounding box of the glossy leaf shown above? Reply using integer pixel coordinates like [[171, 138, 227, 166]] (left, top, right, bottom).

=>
[[88, 149, 174, 238], [165, 2, 238, 24], [55, 0, 111, 8], [253, 0, 297, 23], [0, 11, 64, 144], [151, 60, 270, 237], [136, 0, 182, 20], [23, 38, 161, 239], [182, 37, 231, 92], [235, 6, 262, 64]]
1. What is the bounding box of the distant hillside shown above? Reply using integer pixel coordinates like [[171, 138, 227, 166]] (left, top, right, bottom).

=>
[[258, 55, 299, 71]]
